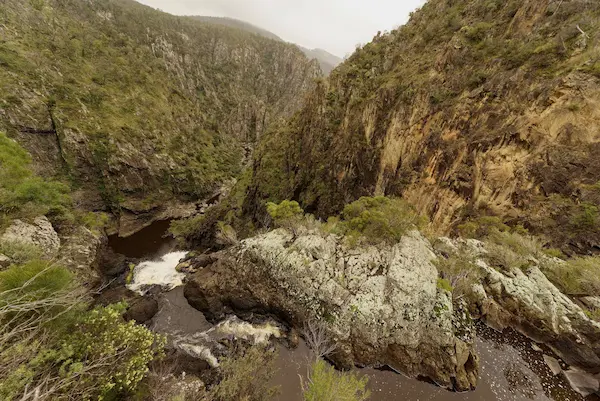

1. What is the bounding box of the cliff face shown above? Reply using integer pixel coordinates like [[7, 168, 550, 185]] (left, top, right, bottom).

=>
[[0, 0, 320, 232], [246, 0, 600, 253]]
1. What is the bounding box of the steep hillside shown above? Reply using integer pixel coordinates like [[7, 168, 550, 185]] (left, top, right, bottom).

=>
[[298, 47, 343, 75], [245, 0, 600, 253], [0, 0, 320, 234], [190, 16, 283, 41], [191, 16, 343, 74]]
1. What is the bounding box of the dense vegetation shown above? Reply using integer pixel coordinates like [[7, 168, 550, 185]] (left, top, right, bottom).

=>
[[0, 0, 319, 216], [0, 132, 70, 228], [243, 0, 600, 253]]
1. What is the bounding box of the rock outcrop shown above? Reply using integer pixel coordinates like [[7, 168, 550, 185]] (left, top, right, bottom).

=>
[[440, 238, 600, 377], [57, 226, 105, 285], [1, 216, 60, 259], [185, 229, 479, 390]]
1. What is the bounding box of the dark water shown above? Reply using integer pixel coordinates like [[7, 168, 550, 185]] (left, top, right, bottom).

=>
[[273, 325, 590, 401], [110, 219, 596, 401], [107, 219, 177, 259]]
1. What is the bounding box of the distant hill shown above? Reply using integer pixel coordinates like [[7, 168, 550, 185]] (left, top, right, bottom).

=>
[[190, 16, 283, 42], [191, 16, 342, 74]]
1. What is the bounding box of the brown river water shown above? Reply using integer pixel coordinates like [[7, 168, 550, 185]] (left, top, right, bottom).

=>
[[108, 220, 597, 401]]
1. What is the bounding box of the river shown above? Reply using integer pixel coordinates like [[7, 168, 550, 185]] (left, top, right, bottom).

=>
[[108, 220, 597, 401]]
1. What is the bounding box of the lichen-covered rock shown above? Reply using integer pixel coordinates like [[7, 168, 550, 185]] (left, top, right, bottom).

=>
[[1, 216, 60, 259], [0, 254, 10, 269], [442, 237, 600, 375], [185, 229, 479, 391], [57, 226, 104, 284]]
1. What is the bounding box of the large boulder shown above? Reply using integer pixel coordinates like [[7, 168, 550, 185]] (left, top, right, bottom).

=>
[[184, 229, 479, 391], [443, 238, 600, 375], [57, 226, 104, 284], [1, 216, 60, 259]]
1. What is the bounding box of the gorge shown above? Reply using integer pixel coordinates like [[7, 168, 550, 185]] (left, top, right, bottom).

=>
[[2, 0, 600, 400]]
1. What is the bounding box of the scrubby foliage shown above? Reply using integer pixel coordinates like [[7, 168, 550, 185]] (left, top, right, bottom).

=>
[[0, 258, 164, 401], [210, 345, 279, 401], [243, 0, 600, 254], [302, 360, 370, 401], [0, 0, 317, 212], [434, 252, 482, 299], [543, 256, 600, 297], [334, 197, 427, 245], [0, 132, 70, 226], [267, 200, 305, 230]]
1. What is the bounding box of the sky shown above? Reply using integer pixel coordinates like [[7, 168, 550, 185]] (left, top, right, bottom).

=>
[[136, 0, 425, 58]]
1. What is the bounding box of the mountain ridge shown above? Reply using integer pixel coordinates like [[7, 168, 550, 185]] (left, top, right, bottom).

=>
[[190, 15, 343, 74]]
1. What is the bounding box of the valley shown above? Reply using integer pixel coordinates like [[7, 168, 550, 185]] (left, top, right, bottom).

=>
[[2, 0, 600, 400]]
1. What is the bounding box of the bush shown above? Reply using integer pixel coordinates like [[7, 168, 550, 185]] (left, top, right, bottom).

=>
[[457, 216, 509, 239], [336, 196, 427, 245], [434, 253, 482, 299], [0, 132, 71, 222], [483, 230, 543, 271], [0, 262, 165, 401], [0, 240, 43, 265], [211, 345, 279, 401], [542, 256, 600, 296], [302, 359, 370, 401], [437, 278, 454, 292], [266, 200, 304, 228]]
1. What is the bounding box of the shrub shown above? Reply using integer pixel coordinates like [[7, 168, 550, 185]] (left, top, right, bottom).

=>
[[0, 262, 165, 401], [302, 359, 370, 401], [62, 303, 166, 399], [437, 278, 454, 292], [0, 240, 43, 265], [434, 253, 482, 299], [336, 196, 427, 245], [482, 230, 543, 271], [542, 256, 600, 296], [0, 132, 71, 222], [457, 216, 509, 239], [79, 211, 110, 234], [211, 345, 279, 401], [266, 200, 304, 227]]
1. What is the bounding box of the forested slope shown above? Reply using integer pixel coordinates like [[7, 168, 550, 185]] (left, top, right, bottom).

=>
[[0, 0, 320, 233], [245, 0, 600, 253]]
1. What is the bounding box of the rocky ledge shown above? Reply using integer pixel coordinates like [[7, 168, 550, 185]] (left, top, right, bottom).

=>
[[184, 228, 479, 391]]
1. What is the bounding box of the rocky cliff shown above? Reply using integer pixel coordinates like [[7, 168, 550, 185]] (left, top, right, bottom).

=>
[[0, 0, 320, 233], [245, 0, 600, 253], [184, 228, 479, 390]]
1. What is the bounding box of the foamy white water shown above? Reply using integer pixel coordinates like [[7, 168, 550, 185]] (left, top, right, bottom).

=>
[[127, 251, 188, 294]]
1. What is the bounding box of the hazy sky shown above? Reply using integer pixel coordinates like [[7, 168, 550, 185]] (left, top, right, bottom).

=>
[[136, 0, 425, 57]]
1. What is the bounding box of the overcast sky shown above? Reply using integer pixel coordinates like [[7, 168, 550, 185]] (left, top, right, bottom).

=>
[[136, 0, 425, 57]]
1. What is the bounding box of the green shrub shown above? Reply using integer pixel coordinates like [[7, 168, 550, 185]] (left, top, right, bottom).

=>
[[461, 22, 493, 43], [0, 240, 43, 265], [267, 200, 304, 227], [457, 216, 509, 239], [211, 346, 279, 401], [335, 196, 427, 245], [483, 230, 543, 271], [63, 303, 165, 399], [169, 215, 207, 240], [79, 211, 110, 234], [302, 359, 370, 401], [437, 278, 454, 293], [434, 253, 482, 298], [0, 261, 165, 401], [543, 248, 565, 260], [0, 260, 74, 305], [0, 132, 71, 222], [542, 256, 600, 296]]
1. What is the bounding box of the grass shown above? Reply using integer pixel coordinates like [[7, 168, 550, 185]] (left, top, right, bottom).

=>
[[542, 256, 600, 297]]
